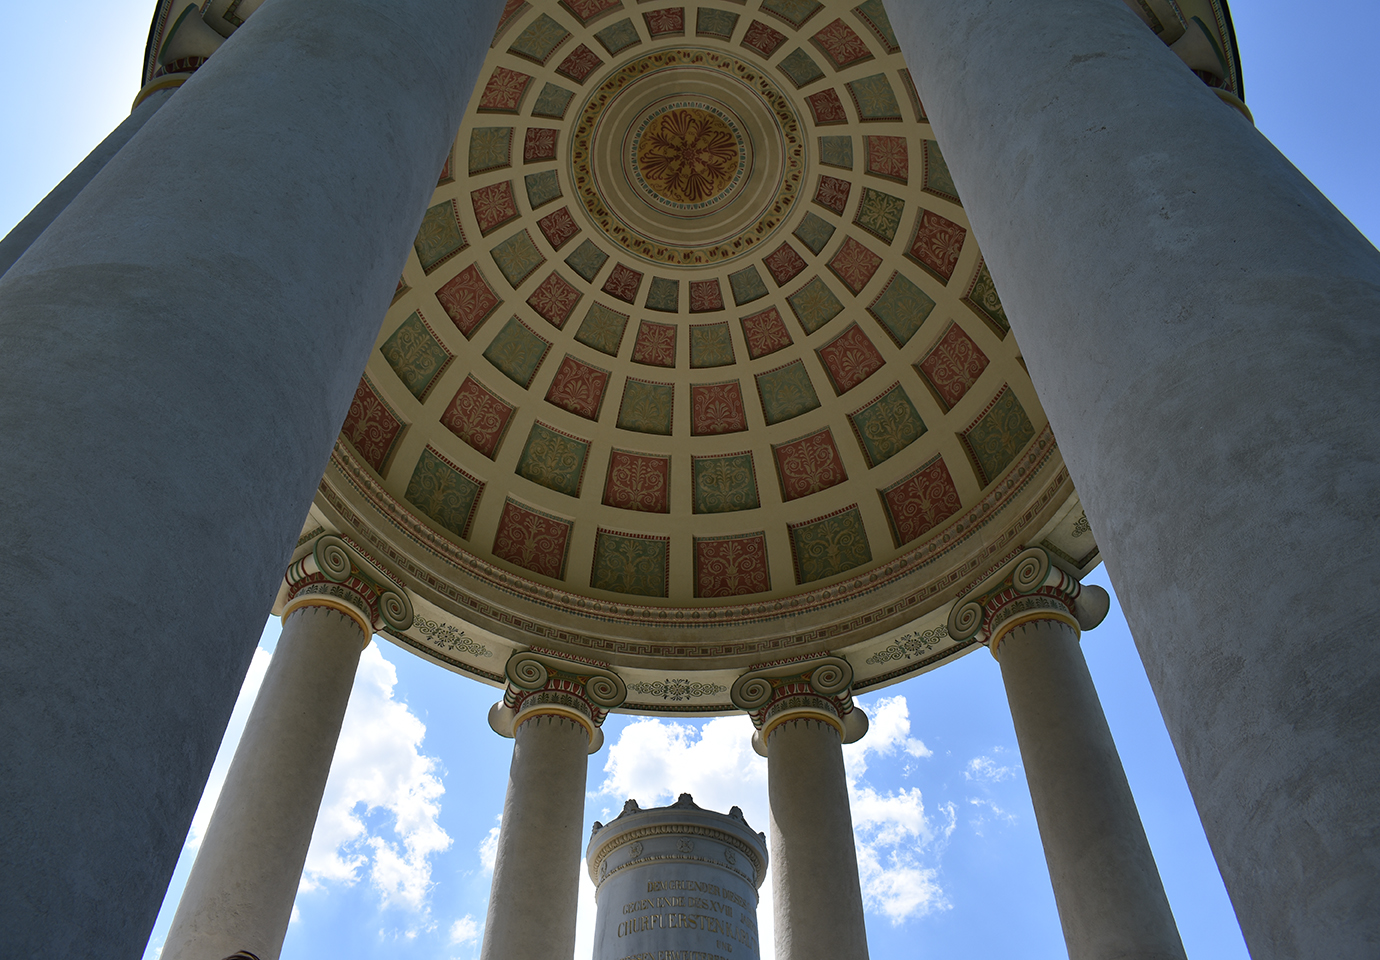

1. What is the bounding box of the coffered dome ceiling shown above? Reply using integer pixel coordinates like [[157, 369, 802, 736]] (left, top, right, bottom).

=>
[[300, 0, 1101, 712]]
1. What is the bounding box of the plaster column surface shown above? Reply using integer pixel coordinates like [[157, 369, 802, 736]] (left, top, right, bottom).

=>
[[0, 0, 500, 954], [162, 605, 366, 960], [480, 715, 591, 960], [999, 618, 1185, 960], [886, 1, 1380, 955], [767, 719, 869, 960], [0, 86, 174, 280]]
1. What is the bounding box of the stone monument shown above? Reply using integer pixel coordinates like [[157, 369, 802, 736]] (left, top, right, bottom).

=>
[[587, 795, 768, 960]]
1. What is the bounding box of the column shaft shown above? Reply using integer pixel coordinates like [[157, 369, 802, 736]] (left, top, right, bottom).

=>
[[767, 718, 869, 960], [0, 87, 174, 280], [163, 606, 365, 960], [0, 0, 499, 954], [999, 619, 1185, 960], [886, 1, 1380, 955], [480, 715, 590, 960]]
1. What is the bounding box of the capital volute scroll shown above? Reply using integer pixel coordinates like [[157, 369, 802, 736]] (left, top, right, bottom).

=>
[[488, 651, 627, 754], [947, 546, 1110, 660], [731, 656, 869, 756], [282, 534, 415, 642]]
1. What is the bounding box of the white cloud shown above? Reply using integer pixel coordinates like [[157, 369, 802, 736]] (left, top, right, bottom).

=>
[[478, 816, 502, 873], [964, 751, 1021, 783], [185, 646, 274, 851], [298, 642, 451, 914], [449, 915, 480, 944]]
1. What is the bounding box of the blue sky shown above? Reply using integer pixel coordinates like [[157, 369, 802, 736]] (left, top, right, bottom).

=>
[[1, 2, 1376, 958]]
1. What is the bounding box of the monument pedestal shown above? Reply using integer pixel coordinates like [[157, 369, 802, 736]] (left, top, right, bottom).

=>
[[587, 795, 769, 960]]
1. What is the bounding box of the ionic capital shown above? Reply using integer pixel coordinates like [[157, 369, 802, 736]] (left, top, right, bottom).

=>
[[488, 651, 627, 753], [283, 534, 415, 640], [731, 656, 869, 755], [948, 547, 1110, 660]]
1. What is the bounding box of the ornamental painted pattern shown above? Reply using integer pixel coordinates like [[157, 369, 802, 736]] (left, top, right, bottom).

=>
[[786, 275, 843, 334], [380, 311, 452, 401], [881, 454, 964, 545], [493, 0, 531, 40], [811, 18, 873, 71], [478, 66, 533, 113], [739, 306, 793, 360], [963, 259, 1011, 336], [472, 181, 520, 236], [341, 377, 403, 474], [961, 386, 1036, 486], [728, 266, 768, 305], [689, 279, 724, 313], [922, 139, 959, 204], [508, 13, 570, 65], [574, 302, 629, 356], [412, 616, 493, 658], [544, 354, 610, 420], [814, 175, 851, 215], [793, 212, 837, 255], [469, 127, 513, 175], [852, 187, 905, 244], [773, 427, 848, 501], [852, 0, 900, 53], [525, 169, 562, 208], [789, 505, 872, 584], [490, 229, 547, 287], [627, 678, 729, 700], [690, 380, 748, 435], [760, 0, 822, 29], [556, 43, 603, 83], [436, 264, 502, 339], [617, 379, 675, 435], [537, 206, 580, 251], [689, 323, 735, 368], [778, 48, 825, 89], [491, 498, 572, 579], [646, 277, 679, 312], [591, 529, 669, 597], [847, 382, 925, 467], [819, 135, 853, 169], [827, 235, 883, 295], [564, 239, 608, 280], [867, 270, 936, 346], [483, 316, 550, 387], [865, 626, 949, 666], [864, 135, 908, 183], [526, 271, 582, 329], [763, 242, 808, 286], [632, 321, 677, 367], [846, 73, 901, 121], [516, 421, 590, 496], [603, 449, 671, 513], [741, 19, 787, 57], [916, 321, 990, 411], [559, 0, 620, 26], [807, 88, 848, 124], [695, 534, 771, 597], [756, 360, 821, 424], [405, 446, 484, 540], [594, 18, 641, 55], [695, 7, 738, 39], [907, 209, 967, 284], [603, 262, 644, 303], [532, 82, 575, 119], [414, 200, 468, 274], [635, 108, 741, 205], [691, 452, 759, 513], [643, 7, 684, 37], [440, 376, 515, 459], [816, 322, 885, 394]]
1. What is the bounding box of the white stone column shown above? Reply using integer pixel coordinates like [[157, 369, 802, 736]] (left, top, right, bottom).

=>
[[887, 2, 1380, 955], [0, 87, 174, 279], [482, 653, 627, 960], [952, 548, 1183, 959], [0, 0, 499, 954], [163, 536, 413, 960], [732, 658, 871, 960]]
